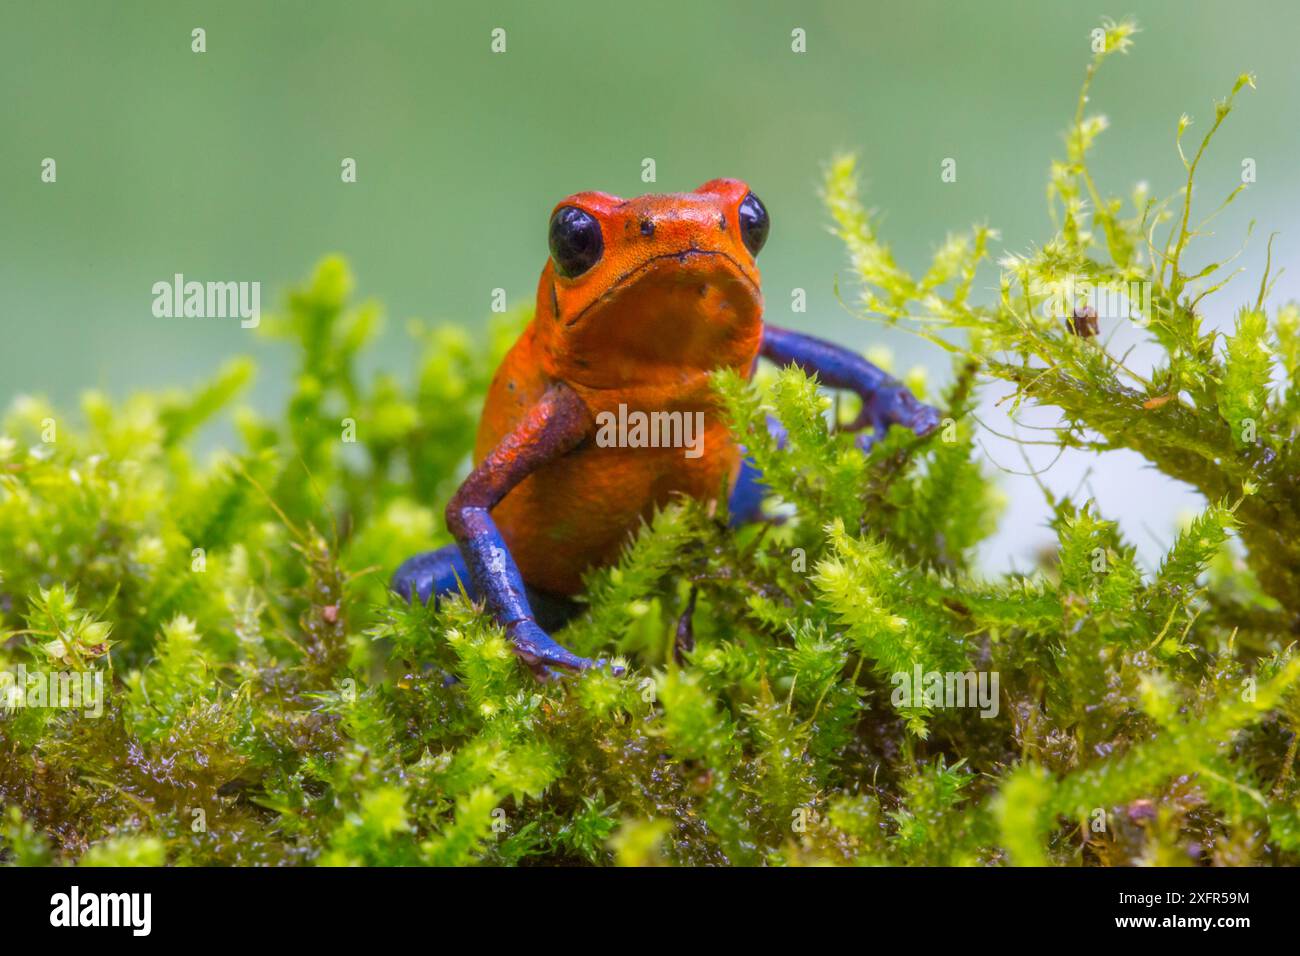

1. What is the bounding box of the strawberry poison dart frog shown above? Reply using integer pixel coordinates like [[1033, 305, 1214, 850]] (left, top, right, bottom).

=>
[[394, 179, 939, 675]]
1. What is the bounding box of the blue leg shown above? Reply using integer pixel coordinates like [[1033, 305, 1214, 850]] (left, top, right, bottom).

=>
[[761, 325, 941, 451], [440, 384, 612, 675], [728, 458, 767, 527], [728, 415, 788, 527], [728, 328, 940, 525], [392, 543, 476, 605]]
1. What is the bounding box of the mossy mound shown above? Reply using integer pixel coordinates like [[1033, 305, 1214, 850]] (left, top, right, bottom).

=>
[[3, 20, 1299, 866]]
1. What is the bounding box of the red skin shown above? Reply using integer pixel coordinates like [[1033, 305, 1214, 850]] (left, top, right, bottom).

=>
[[474, 179, 763, 596]]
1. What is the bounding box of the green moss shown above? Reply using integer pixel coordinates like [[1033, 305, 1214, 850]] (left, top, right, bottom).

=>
[[2, 19, 1299, 866]]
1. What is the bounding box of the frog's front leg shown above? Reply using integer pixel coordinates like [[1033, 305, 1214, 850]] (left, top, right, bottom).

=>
[[760, 324, 941, 450], [442, 383, 603, 676]]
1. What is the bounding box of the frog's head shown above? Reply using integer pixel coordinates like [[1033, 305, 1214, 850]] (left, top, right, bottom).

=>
[[536, 179, 766, 389]]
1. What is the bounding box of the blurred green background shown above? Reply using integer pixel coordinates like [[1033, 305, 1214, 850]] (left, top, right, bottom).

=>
[[2, 0, 1297, 568]]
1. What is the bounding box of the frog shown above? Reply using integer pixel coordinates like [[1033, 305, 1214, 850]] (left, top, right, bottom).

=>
[[393, 179, 939, 676]]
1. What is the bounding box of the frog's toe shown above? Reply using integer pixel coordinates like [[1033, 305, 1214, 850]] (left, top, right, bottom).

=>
[[884, 388, 942, 437], [507, 619, 607, 674], [855, 429, 881, 454], [526, 662, 563, 682], [907, 399, 943, 437], [848, 388, 942, 440], [850, 393, 942, 454]]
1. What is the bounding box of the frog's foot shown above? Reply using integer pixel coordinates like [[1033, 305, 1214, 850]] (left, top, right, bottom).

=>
[[759, 325, 942, 452], [506, 619, 622, 677], [850, 388, 942, 453]]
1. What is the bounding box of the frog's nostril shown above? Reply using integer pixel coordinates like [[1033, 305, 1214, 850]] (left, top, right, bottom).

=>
[[639, 218, 655, 238]]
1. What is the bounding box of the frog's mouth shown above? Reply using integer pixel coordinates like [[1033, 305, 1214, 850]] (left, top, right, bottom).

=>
[[552, 249, 763, 389], [563, 249, 760, 329]]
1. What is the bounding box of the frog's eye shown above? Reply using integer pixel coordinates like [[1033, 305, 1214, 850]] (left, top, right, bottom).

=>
[[738, 193, 769, 257], [549, 206, 604, 278]]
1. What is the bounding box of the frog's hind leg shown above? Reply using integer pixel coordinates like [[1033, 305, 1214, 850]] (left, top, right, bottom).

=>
[[392, 543, 476, 606], [728, 457, 768, 527], [728, 415, 788, 527]]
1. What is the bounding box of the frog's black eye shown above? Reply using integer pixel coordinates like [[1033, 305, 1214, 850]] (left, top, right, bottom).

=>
[[738, 192, 769, 257], [549, 206, 604, 278]]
